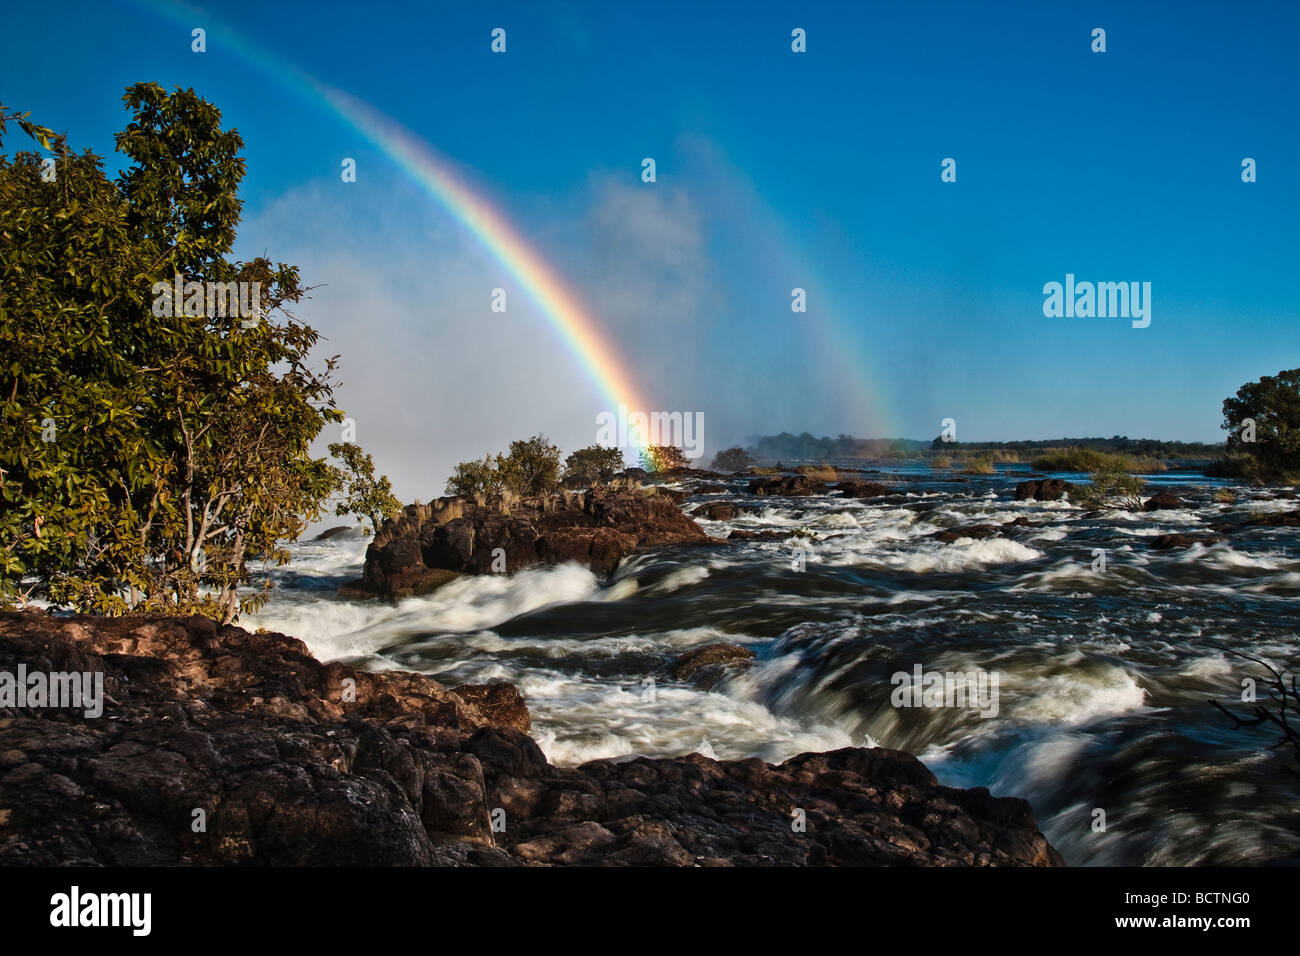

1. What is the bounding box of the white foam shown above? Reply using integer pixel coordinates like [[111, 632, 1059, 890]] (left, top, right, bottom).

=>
[[647, 565, 711, 594], [249, 561, 605, 661], [523, 670, 856, 767], [892, 538, 1042, 573], [1011, 668, 1148, 724]]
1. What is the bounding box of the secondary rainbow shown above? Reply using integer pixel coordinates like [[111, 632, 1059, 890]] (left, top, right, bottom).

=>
[[132, 0, 654, 426]]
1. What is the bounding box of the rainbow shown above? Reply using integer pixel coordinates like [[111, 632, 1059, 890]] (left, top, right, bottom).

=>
[[130, 0, 653, 425]]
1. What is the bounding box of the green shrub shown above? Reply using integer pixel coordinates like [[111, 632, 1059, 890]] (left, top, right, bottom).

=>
[[328, 442, 401, 535], [1032, 447, 1156, 473], [711, 446, 754, 472], [563, 444, 626, 484], [445, 456, 503, 497], [639, 445, 689, 472], [446, 435, 563, 497], [499, 435, 562, 494], [1073, 467, 1145, 510], [1204, 454, 1267, 481]]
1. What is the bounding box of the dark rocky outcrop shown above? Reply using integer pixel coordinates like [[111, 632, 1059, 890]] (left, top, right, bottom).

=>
[[355, 489, 710, 599], [642, 467, 722, 482], [934, 524, 1001, 544], [0, 612, 1064, 867], [1143, 491, 1184, 511], [450, 682, 531, 733], [727, 529, 799, 542], [1149, 533, 1223, 550], [649, 487, 688, 505], [671, 642, 755, 682], [690, 502, 738, 521], [1014, 479, 1073, 502], [933, 516, 1041, 544], [835, 481, 890, 499], [0, 611, 508, 865], [747, 476, 828, 497], [1242, 509, 1300, 527], [1002, 516, 1039, 530], [495, 745, 1064, 867]]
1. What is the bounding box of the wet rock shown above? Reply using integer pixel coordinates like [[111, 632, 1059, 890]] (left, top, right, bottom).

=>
[[315, 525, 357, 541], [485, 747, 1065, 867], [1003, 516, 1039, 529], [355, 489, 709, 599], [835, 481, 890, 499], [691, 502, 738, 521], [934, 524, 1001, 543], [0, 611, 518, 866], [1242, 510, 1300, 527], [337, 578, 376, 600], [747, 476, 828, 497], [450, 683, 531, 733], [672, 643, 756, 681], [727, 529, 795, 541], [696, 483, 728, 494], [1014, 479, 1073, 502], [650, 487, 688, 505], [1149, 533, 1223, 549], [1143, 491, 1183, 511]]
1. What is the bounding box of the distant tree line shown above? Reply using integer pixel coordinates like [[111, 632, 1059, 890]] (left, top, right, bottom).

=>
[[930, 436, 1226, 459], [748, 433, 928, 462]]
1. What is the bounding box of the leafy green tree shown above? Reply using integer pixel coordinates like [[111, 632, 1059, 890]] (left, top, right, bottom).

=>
[[0, 86, 345, 622], [498, 435, 562, 495], [711, 447, 753, 472], [329, 442, 401, 534], [445, 456, 503, 497], [563, 445, 626, 484], [639, 445, 688, 472], [1221, 369, 1300, 478], [445, 436, 564, 497]]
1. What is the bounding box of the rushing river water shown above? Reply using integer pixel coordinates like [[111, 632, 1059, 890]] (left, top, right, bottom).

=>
[[249, 466, 1300, 866]]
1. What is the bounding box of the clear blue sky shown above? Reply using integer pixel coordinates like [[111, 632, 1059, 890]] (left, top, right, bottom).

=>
[[2, 0, 1298, 454]]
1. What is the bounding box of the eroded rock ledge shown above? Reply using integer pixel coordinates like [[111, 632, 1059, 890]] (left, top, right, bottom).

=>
[[351, 488, 711, 599], [0, 612, 1063, 866]]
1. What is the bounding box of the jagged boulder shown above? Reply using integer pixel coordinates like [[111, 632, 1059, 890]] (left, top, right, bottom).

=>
[[1014, 479, 1073, 502], [691, 502, 738, 521], [747, 475, 828, 497], [1143, 491, 1183, 511], [671, 642, 755, 682], [835, 481, 890, 499], [354, 489, 710, 599]]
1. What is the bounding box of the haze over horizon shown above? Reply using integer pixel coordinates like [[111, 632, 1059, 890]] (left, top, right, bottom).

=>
[[3, 0, 1296, 501]]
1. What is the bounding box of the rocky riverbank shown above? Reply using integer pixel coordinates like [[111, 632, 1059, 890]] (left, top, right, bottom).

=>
[[0, 611, 1063, 866]]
